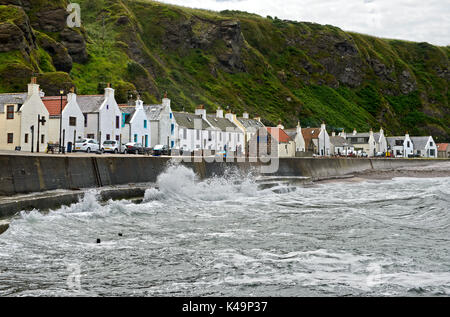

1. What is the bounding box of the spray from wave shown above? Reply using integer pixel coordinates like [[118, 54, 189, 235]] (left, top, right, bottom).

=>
[[144, 163, 260, 203]]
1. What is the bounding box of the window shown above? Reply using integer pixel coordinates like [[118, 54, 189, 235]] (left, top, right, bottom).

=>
[[69, 117, 77, 126], [83, 114, 88, 127], [430, 142, 434, 147], [220, 133, 222, 142], [7, 133, 13, 144], [183, 128, 187, 139], [144, 120, 147, 129], [87, 134, 95, 139], [170, 113, 173, 119], [41, 135, 45, 144], [134, 134, 138, 142], [24, 134, 28, 144], [208, 131, 212, 141], [116, 135, 120, 141], [116, 116, 120, 129], [407, 141, 410, 147], [196, 130, 200, 140], [229, 133, 232, 142], [171, 124, 175, 135], [106, 134, 111, 141], [6, 105, 14, 119], [238, 134, 240, 142]]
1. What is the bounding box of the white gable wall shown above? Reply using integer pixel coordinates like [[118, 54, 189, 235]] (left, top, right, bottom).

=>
[[98, 88, 121, 144], [20, 83, 50, 152]]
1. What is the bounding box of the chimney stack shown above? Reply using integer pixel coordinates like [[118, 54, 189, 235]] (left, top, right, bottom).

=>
[[195, 105, 206, 119], [216, 107, 224, 118], [28, 77, 40, 96], [353, 128, 357, 135], [243, 112, 249, 119], [277, 120, 284, 130]]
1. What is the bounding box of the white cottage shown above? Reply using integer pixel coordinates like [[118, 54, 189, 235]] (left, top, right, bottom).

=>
[[330, 132, 354, 156], [387, 133, 414, 157], [411, 136, 438, 158], [119, 98, 150, 147], [301, 123, 331, 156], [285, 122, 306, 152], [173, 111, 211, 153], [43, 90, 85, 151], [0, 77, 49, 152], [77, 84, 122, 144], [344, 128, 387, 157], [144, 95, 176, 148]]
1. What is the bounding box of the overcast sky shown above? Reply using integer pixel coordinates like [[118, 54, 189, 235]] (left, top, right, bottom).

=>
[[159, 0, 449, 46]]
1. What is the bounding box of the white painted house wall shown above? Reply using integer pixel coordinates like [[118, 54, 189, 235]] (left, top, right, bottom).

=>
[[19, 82, 50, 152], [98, 87, 122, 144], [62, 93, 85, 148], [128, 99, 150, 147], [317, 123, 331, 156]]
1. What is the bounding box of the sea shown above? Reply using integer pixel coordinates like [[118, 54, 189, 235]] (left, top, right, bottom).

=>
[[0, 165, 449, 296]]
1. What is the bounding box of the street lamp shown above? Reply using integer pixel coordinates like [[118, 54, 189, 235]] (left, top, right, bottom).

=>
[[59, 90, 64, 153]]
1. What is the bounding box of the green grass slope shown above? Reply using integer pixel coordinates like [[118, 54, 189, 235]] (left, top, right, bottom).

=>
[[0, 0, 448, 140]]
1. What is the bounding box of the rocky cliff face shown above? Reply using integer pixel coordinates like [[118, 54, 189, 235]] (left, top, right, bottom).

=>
[[0, 0, 448, 140]]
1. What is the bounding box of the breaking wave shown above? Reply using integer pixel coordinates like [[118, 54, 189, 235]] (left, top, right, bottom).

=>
[[0, 167, 449, 297]]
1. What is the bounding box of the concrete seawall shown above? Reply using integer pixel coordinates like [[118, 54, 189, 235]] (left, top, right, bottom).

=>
[[0, 154, 442, 196]]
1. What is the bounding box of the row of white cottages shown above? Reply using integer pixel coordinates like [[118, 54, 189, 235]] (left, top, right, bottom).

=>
[[0, 79, 252, 153], [0, 78, 438, 158]]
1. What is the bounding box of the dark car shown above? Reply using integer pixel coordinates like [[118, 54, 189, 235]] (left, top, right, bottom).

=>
[[123, 142, 150, 155], [152, 144, 170, 156]]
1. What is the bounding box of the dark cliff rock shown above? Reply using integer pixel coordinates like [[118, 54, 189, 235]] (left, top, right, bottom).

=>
[[59, 28, 88, 63], [36, 32, 72, 72]]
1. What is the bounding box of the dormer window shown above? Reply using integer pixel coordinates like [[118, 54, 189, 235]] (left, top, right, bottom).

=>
[[6, 105, 14, 119]]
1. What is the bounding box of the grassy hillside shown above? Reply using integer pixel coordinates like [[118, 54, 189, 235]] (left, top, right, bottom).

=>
[[0, 0, 448, 140]]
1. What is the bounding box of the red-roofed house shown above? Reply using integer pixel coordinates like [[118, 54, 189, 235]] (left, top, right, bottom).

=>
[[42, 90, 84, 151], [437, 143, 450, 158], [248, 126, 296, 157]]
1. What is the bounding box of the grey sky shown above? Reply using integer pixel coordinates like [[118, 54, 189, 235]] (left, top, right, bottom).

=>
[[159, 0, 449, 46]]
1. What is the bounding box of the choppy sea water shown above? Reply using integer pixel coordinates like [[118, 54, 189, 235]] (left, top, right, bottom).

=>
[[0, 165, 449, 297]]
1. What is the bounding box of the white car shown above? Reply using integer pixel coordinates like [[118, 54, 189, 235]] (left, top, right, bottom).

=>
[[102, 140, 120, 154], [74, 139, 100, 153]]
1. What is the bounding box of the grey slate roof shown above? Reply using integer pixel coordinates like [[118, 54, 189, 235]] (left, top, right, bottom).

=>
[[0, 93, 28, 112], [237, 118, 264, 129], [144, 104, 164, 121], [285, 130, 297, 139], [386, 136, 405, 148], [77, 95, 105, 113], [330, 136, 348, 146], [119, 106, 136, 124], [173, 112, 210, 129], [206, 115, 239, 132], [411, 136, 431, 150]]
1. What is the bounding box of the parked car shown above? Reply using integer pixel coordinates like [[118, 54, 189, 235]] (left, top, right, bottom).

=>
[[74, 139, 100, 153], [375, 152, 385, 157], [123, 142, 149, 155], [102, 140, 120, 154], [152, 144, 170, 156]]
